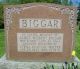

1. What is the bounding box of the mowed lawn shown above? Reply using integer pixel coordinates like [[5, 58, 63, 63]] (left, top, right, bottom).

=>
[[0, 28, 80, 59], [0, 29, 5, 57], [75, 26, 80, 59]]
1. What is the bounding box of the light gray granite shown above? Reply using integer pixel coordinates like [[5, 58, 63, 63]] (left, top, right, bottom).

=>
[[0, 55, 80, 69]]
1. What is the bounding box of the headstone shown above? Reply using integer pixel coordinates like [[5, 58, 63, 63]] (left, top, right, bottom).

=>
[[4, 3, 77, 61]]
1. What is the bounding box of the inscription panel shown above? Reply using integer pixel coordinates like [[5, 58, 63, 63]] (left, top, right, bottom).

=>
[[17, 33, 63, 52]]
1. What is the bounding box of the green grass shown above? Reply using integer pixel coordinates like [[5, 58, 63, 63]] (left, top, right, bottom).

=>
[[44, 62, 80, 69], [0, 29, 5, 57], [75, 26, 80, 59]]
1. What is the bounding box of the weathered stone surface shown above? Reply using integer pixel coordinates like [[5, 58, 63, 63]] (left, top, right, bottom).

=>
[[0, 55, 80, 69], [4, 3, 77, 61]]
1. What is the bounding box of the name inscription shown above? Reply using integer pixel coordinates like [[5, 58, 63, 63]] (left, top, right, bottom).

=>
[[19, 18, 62, 29]]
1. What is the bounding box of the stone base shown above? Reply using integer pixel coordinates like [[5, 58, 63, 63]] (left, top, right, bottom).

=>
[[0, 55, 80, 69]]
